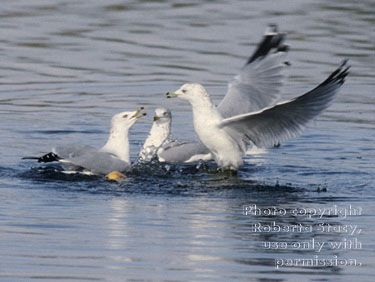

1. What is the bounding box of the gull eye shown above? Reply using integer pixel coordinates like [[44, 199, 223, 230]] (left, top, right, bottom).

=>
[[122, 114, 128, 118], [182, 89, 187, 93]]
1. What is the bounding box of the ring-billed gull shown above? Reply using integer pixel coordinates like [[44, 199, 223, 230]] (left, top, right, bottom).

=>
[[166, 61, 350, 170], [138, 108, 172, 162], [138, 108, 212, 163], [24, 108, 146, 175], [142, 24, 289, 163]]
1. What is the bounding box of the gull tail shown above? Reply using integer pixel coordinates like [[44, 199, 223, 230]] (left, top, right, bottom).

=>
[[246, 24, 289, 65], [22, 152, 61, 163]]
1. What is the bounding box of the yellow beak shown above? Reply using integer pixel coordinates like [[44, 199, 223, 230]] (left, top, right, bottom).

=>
[[135, 113, 147, 119], [166, 92, 178, 98], [131, 107, 146, 119]]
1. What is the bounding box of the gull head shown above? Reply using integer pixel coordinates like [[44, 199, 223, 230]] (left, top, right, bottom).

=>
[[111, 107, 146, 129], [140, 107, 171, 153], [153, 108, 171, 125], [166, 83, 210, 104]]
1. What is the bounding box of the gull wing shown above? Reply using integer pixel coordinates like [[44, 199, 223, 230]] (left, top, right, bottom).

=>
[[52, 144, 130, 174], [22, 144, 98, 163], [218, 24, 289, 117], [52, 144, 97, 159], [219, 61, 350, 150], [152, 25, 289, 163], [64, 150, 130, 175], [158, 141, 210, 163]]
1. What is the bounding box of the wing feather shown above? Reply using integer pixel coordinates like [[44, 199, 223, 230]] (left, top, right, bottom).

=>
[[158, 141, 209, 163], [52, 144, 129, 174], [218, 24, 289, 117], [219, 61, 350, 149], [65, 151, 130, 174], [155, 25, 290, 163]]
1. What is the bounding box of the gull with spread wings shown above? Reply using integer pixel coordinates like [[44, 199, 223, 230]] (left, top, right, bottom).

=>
[[142, 24, 290, 163], [166, 61, 349, 170]]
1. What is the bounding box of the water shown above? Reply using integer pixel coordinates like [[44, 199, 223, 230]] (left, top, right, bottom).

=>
[[0, 0, 374, 281]]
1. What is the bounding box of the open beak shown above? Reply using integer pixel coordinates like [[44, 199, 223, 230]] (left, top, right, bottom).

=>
[[131, 107, 146, 119], [166, 92, 178, 98], [153, 116, 160, 122], [135, 113, 147, 119]]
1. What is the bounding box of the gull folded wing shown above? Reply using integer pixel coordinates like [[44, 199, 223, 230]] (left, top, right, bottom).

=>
[[66, 150, 130, 175], [158, 140, 210, 163]]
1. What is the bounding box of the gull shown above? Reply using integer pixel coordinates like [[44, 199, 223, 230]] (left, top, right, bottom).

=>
[[143, 24, 290, 163], [138, 108, 212, 163], [138, 108, 172, 162], [23, 108, 146, 175], [166, 61, 350, 171]]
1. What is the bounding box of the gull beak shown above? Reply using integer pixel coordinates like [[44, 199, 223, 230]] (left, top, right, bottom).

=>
[[135, 113, 147, 119], [166, 92, 178, 98], [131, 107, 146, 119], [153, 116, 160, 122]]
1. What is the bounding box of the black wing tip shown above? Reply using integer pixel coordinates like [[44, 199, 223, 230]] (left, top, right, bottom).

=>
[[246, 24, 288, 65], [23, 152, 61, 163], [277, 45, 289, 53], [22, 156, 40, 160], [321, 60, 350, 86], [265, 23, 279, 34]]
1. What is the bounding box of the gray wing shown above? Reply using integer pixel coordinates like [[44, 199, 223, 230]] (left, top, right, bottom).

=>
[[63, 150, 130, 175], [156, 25, 289, 163], [218, 24, 289, 117], [23, 144, 98, 163], [52, 144, 96, 159], [158, 141, 210, 163], [220, 61, 350, 150], [53, 144, 130, 174]]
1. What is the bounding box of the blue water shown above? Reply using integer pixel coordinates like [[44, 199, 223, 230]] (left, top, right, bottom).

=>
[[0, 0, 374, 281]]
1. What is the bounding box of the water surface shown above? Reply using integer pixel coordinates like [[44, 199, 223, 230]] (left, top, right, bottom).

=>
[[0, 0, 374, 281]]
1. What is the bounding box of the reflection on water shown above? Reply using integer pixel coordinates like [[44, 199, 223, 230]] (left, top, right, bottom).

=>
[[0, 0, 374, 281]]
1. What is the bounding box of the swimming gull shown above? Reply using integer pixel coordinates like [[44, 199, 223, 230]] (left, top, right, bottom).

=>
[[24, 108, 146, 175], [138, 108, 212, 163], [138, 108, 172, 162], [144, 24, 289, 163], [166, 61, 350, 170]]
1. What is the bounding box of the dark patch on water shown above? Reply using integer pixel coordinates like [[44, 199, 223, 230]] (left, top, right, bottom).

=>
[[18, 165, 102, 183], [0, 166, 17, 178], [15, 160, 306, 199]]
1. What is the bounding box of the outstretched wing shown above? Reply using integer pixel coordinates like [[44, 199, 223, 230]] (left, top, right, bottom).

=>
[[218, 24, 289, 117], [219, 61, 350, 150], [151, 25, 289, 163]]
